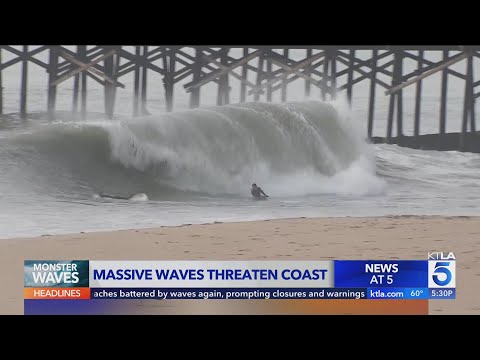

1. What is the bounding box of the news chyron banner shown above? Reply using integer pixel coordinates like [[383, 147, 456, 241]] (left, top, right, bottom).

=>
[[24, 253, 456, 315]]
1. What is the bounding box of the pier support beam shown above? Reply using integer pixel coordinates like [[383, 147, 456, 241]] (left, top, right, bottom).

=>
[[367, 49, 377, 139], [469, 55, 476, 133], [240, 48, 248, 103], [330, 50, 337, 100], [190, 48, 202, 109], [387, 50, 403, 143], [266, 55, 273, 102], [347, 50, 355, 104], [281, 49, 288, 102], [414, 50, 423, 141], [163, 48, 176, 112], [103, 46, 116, 119], [112, 48, 121, 116], [217, 48, 229, 106], [304, 49, 312, 97], [387, 92, 396, 144], [461, 53, 475, 151], [141, 45, 148, 115], [439, 50, 449, 147], [72, 48, 80, 114], [321, 51, 329, 101], [47, 46, 58, 120], [133, 46, 141, 116], [79, 45, 87, 120], [222, 48, 230, 105], [254, 52, 264, 102], [20, 45, 28, 119], [396, 52, 404, 142], [0, 48, 3, 115]]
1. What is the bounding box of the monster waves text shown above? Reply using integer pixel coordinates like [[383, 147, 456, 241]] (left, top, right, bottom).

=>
[[93, 268, 329, 281], [31, 263, 79, 284]]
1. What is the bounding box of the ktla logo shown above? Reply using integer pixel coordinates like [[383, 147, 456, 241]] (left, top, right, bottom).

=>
[[428, 252, 456, 288]]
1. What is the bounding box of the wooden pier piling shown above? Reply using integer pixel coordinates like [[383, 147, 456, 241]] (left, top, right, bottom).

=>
[[347, 49, 355, 104], [281, 49, 288, 102], [304, 49, 312, 97], [103, 46, 116, 119], [190, 48, 201, 109], [367, 49, 377, 139], [414, 50, 423, 140], [79, 45, 87, 120], [240, 48, 248, 103], [439, 50, 449, 134], [141, 45, 148, 115], [461, 53, 474, 151], [321, 51, 329, 101], [254, 52, 264, 102], [133, 46, 141, 117], [0, 48, 3, 115], [164, 48, 176, 112], [330, 50, 337, 100], [20, 45, 28, 119], [396, 52, 404, 142], [47, 47, 58, 120]]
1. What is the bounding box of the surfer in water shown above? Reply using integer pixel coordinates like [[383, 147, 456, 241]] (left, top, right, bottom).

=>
[[251, 183, 268, 199], [99, 193, 132, 200], [98, 193, 148, 201]]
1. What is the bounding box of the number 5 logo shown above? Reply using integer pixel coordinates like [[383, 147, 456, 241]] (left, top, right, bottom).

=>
[[433, 262, 452, 286], [429, 260, 455, 288]]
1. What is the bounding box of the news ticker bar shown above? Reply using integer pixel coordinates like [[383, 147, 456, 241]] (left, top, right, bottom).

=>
[[24, 257, 457, 306], [24, 258, 457, 289], [23, 287, 456, 300]]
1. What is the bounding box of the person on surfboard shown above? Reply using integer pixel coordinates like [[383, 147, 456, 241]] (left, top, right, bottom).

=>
[[99, 193, 132, 200], [98, 193, 148, 201], [251, 183, 268, 199]]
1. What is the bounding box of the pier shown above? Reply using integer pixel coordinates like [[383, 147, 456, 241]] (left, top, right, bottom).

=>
[[0, 45, 479, 152]]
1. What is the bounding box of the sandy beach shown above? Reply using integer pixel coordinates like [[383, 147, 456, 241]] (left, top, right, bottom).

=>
[[2, 215, 479, 315]]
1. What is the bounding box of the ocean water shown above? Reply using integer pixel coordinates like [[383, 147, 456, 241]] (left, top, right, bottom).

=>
[[1, 47, 480, 239]]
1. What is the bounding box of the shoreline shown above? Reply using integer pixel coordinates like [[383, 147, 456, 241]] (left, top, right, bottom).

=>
[[3, 215, 479, 314], [2, 214, 475, 242]]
